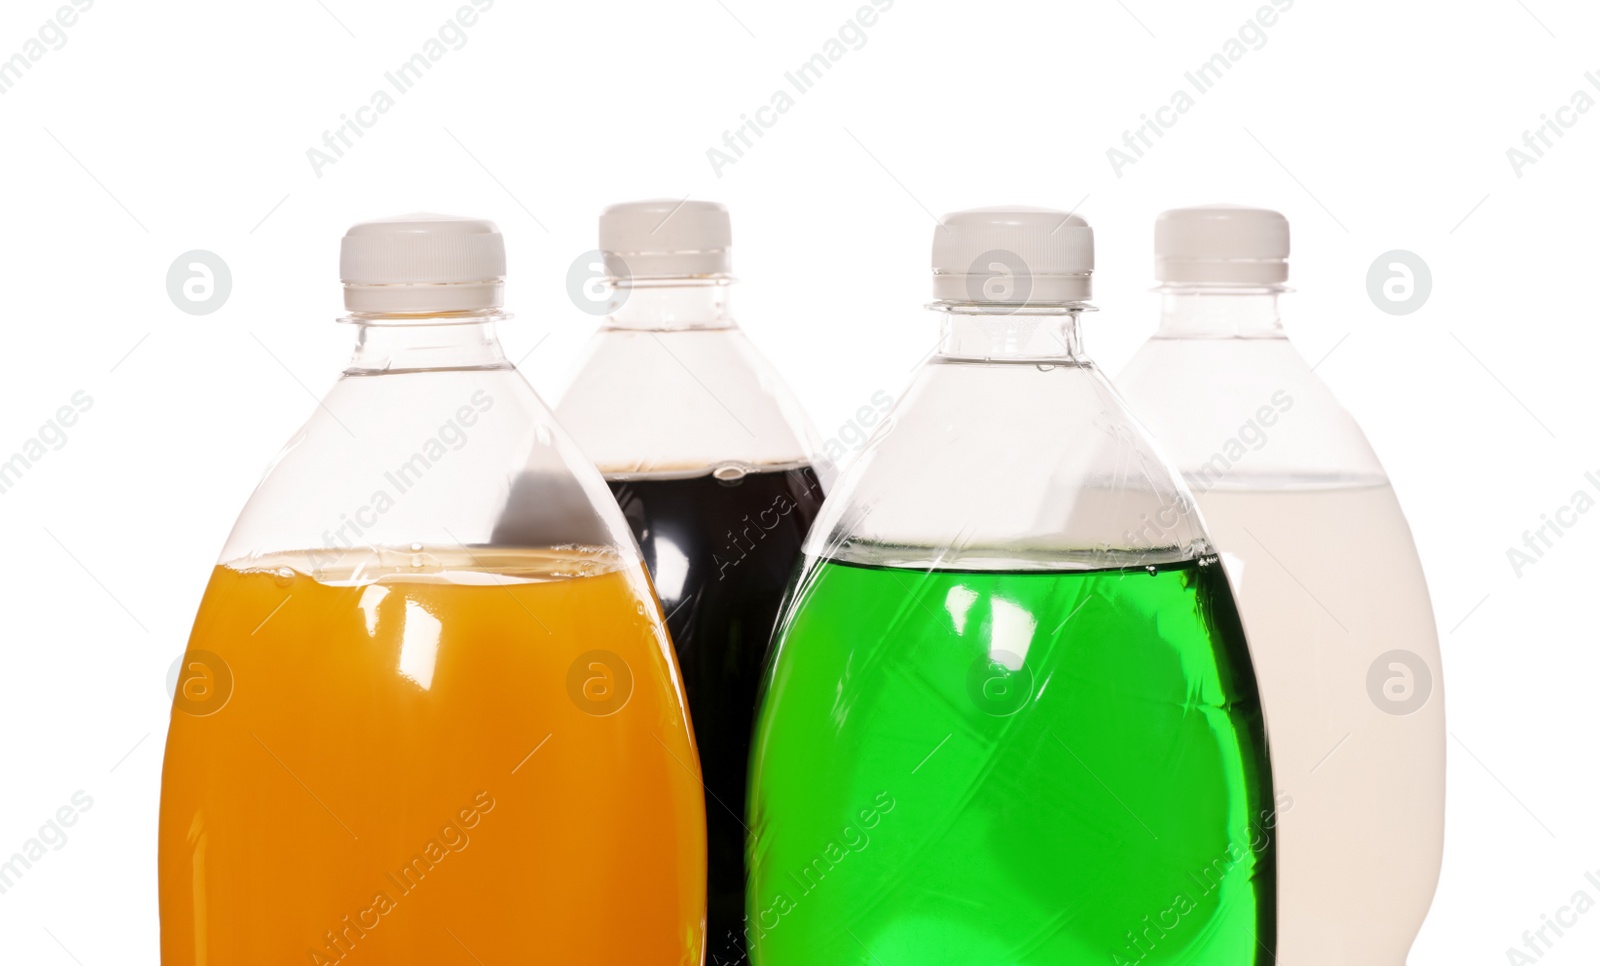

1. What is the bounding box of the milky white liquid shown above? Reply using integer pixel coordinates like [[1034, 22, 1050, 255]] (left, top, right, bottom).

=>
[[1198, 482, 1444, 966]]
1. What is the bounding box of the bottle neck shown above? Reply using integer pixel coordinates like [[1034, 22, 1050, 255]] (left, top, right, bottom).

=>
[[343, 311, 512, 374], [606, 279, 736, 332], [1155, 287, 1285, 339], [933, 304, 1087, 362]]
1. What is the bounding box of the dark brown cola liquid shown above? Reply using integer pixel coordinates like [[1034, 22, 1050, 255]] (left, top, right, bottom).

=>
[[608, 464, 824, 965]]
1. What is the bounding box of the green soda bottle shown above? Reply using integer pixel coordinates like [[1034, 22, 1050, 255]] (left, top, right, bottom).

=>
[[746, 207, 1277, 965]]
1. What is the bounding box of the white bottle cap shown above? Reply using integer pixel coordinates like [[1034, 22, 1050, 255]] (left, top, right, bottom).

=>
[[340, 213, 506, 313], [598, 199, 732, 281], [931, 206, 1094, 304], [1154, 205, 1289, 286]]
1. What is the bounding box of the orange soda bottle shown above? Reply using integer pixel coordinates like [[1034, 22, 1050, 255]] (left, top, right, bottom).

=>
[[157, 214, 706, 964]]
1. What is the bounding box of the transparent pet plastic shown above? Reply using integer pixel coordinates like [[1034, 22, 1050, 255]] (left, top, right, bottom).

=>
[[747, 301, 1276, 965], [158, 309, 706, 965], [1118, 286, 1445, 966], [557, 277, 826, 964], [802, 308, 1211, 570], [557, 280, 826, 477]]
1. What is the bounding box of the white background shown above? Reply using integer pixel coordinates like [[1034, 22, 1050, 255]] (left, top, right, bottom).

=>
[[0, 0, 1593, 962]]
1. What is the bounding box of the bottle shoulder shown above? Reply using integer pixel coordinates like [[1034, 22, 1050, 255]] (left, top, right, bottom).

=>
[[555, 325, 826, 477], [217, 367, 638, 567], [1116, 335, 1388, 489], [807, 359, 1214, 570]]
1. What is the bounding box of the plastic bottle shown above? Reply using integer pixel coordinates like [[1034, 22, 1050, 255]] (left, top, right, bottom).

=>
[[1117, 204, 1444, 966], [157, 214, 706, 965], [746, 206, 1276, 964], [555, 200, 826, 966]]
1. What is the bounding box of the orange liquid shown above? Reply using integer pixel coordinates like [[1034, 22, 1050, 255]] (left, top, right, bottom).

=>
[[158, 549, 706, 965]]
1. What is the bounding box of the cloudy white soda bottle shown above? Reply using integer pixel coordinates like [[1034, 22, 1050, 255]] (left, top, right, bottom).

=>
[[1117, 205, 1445, 966], [747, 206, 1275, 965], [556, 200, 826, 966], [157, 214, 705, 964]]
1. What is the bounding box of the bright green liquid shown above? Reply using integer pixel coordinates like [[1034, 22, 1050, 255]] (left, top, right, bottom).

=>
[[746, 556, 1275, 965]]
